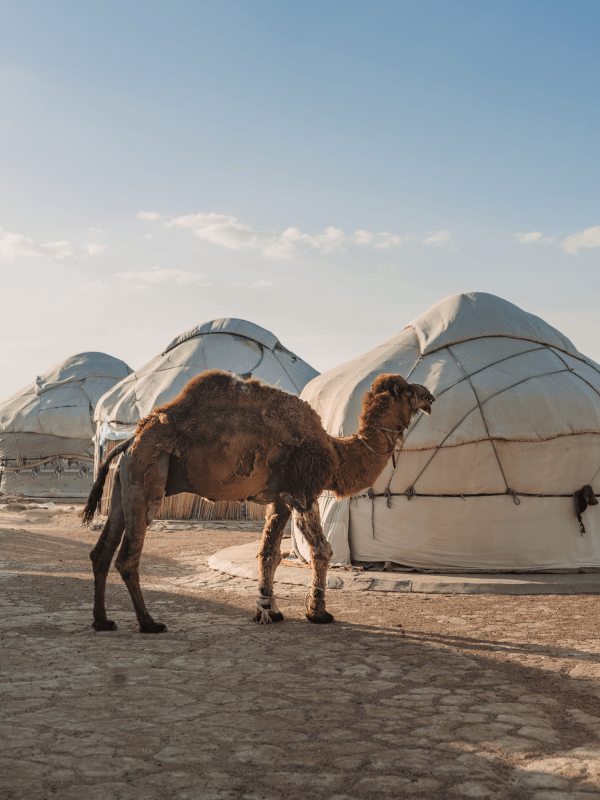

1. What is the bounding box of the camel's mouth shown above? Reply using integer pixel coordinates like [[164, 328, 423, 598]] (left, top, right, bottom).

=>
[[419, 393, 435, 415]]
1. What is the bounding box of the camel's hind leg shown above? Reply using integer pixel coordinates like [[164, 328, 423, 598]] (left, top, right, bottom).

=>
[[296, 503, 334, 624], [114, 451, 170, 634], [90, 472, 125, 631], [253, 497, 291, 624]]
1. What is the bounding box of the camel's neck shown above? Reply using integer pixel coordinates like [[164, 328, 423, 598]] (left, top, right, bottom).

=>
[[325, 404, 409, 498]]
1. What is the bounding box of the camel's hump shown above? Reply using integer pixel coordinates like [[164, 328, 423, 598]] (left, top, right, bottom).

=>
[[156, 369, 322, 426]]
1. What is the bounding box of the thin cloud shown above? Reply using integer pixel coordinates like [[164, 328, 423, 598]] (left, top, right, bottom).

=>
[[117, 266, 211, 287], [352, 229, 374, 245], [168, 212, 290, 257], [0, 229, 75, 260], [516, 231, 543, 244], [138, 211, 161, 221], [84, 243, 105, 256], [354, 230, 414, 248], [374, 236, 401, 250], [515, 226, 600, 252], [279, 225, 345, 255], [146, 210, 451, 257], [374, 232, 414, 249], [423, 230, 452, 246], [166, 212, 345, 259], [561, 225, 600, 254], [515, 231, 556, 245]]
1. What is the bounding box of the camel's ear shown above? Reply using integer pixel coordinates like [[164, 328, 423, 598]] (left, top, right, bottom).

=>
[[371, 374, 409, 397]]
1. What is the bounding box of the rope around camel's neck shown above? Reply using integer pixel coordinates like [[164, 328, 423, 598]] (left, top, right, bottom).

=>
[[328, 420, 407, 498], [355, 396, 416, 474], [358, 420, 410, 468]]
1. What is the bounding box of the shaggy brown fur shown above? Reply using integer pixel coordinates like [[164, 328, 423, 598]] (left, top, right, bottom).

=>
[[84, 369, 434, 633]]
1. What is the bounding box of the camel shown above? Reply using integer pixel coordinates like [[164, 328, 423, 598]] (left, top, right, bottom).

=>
[[83, 369, 434, 633]]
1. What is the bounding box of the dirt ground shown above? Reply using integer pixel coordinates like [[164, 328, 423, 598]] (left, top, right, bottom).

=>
[[2, 510, 600, 800]]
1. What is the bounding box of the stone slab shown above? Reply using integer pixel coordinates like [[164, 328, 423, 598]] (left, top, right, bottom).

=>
[[208, 539, 600, 595]]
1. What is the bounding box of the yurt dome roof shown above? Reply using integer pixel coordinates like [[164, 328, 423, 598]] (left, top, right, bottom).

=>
[[164, 318, 281, 354], [293, 293, 600, 571], [407, 292, 580, 357], [0, 351, 133, 498], [0, 352, 133, 450], [95, 318, 319, 428], [305, 292, 600, 449]]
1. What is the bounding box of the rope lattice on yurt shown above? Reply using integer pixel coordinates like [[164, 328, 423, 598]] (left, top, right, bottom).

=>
[[356, 341, 600, 538]]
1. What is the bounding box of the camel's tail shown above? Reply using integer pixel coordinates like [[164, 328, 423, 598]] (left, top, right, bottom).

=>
[[81, 437, 135, 524]]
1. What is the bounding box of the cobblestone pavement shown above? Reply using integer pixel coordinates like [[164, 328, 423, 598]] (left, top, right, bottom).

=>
[[2, 512, 600, 799]]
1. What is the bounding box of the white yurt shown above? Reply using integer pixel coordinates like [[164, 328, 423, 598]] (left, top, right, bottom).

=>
[[94, 317, 319, 519], [292, 292, 600, 571], [0, 352, 133, 498]]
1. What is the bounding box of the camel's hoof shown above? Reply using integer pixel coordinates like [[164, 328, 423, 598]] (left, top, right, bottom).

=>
[[139, 621, 168, 634], [92, 619, 117, 631], [306, 611, 335, 625], [251, 610, 285, 624]]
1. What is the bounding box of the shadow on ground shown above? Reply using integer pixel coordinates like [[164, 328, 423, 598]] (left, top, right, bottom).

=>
[[2, 561, 600, 800]]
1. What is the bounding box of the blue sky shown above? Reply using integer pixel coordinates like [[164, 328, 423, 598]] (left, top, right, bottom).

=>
[[1, 0, 599, 398]]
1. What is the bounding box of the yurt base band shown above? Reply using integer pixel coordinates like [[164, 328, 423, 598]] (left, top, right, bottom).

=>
[[357, 486, 598, 538]]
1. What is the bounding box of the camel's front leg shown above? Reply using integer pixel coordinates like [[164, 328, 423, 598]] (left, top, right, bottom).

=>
[[296, 503, 334, 624], [253, 497, 291, 624]]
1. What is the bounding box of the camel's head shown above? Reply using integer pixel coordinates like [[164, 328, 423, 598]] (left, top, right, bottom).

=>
[[371, 374, 435, 420]]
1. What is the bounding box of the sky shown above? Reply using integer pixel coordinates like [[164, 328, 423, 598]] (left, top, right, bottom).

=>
[[0, 0, 599, 399]]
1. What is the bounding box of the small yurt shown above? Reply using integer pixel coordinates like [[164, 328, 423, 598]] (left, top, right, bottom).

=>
[[0, 352, 133, 498], [95, 317, 319, 519], [292, 292, 600, 571]]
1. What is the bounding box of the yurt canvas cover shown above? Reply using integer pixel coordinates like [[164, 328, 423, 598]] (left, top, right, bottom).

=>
[[0, 352, 132, 498], [292, 293, 600, 571], [95, 318, 319, 519]]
